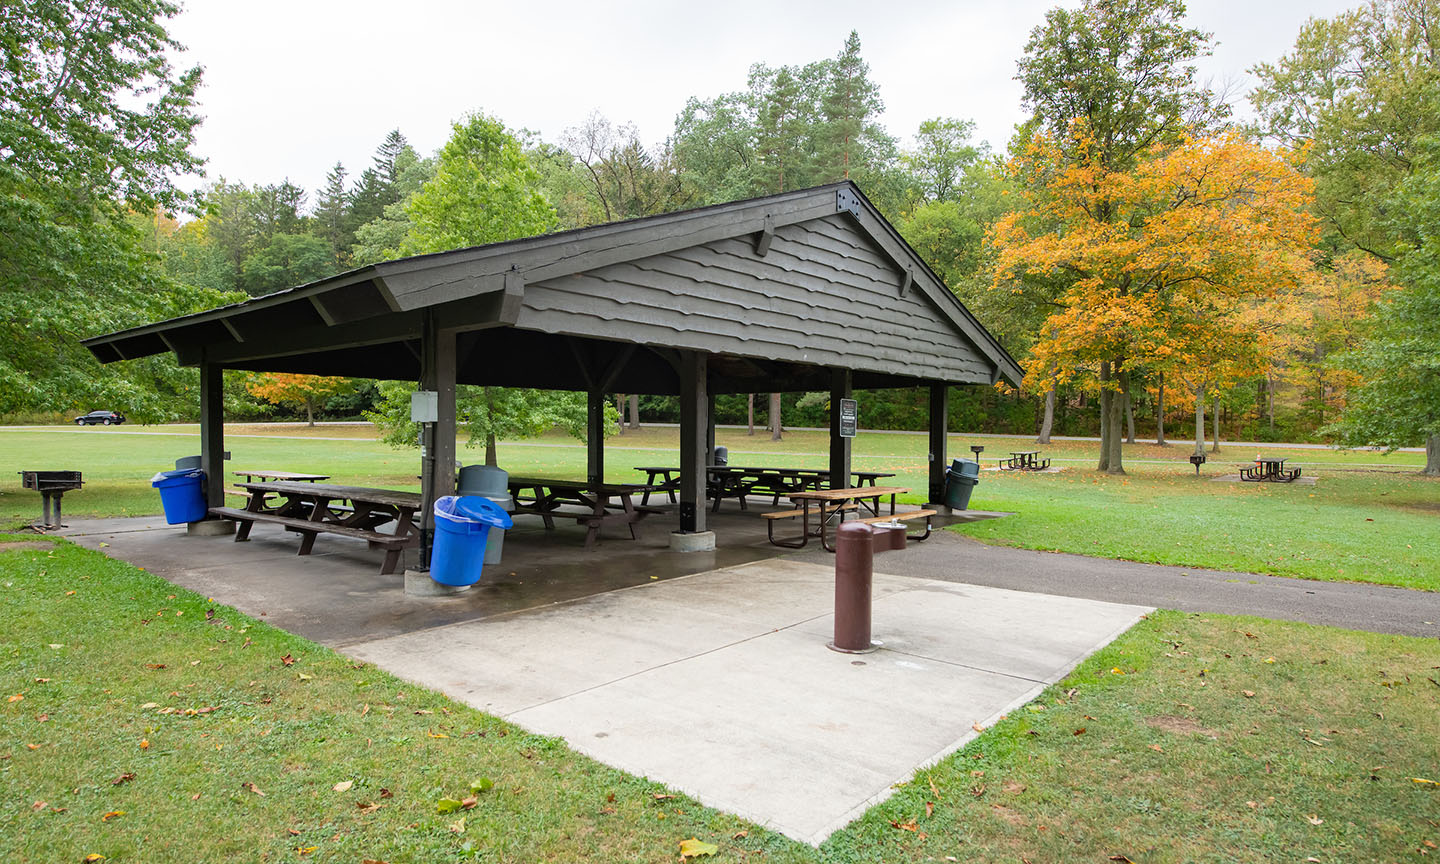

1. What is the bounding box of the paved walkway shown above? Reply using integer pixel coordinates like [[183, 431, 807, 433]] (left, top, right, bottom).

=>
[[795, 531, 1440, 639], [347, 558, 1148, 845]]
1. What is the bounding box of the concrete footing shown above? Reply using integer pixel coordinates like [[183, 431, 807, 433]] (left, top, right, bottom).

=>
[[403, 569, 472, 597], [669, 530, 716, 553], [187, 519, 235, 537], [923, 503, 955, 517]]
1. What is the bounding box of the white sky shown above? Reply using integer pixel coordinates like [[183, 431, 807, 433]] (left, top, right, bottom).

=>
[[168, 0, 1358, 200]]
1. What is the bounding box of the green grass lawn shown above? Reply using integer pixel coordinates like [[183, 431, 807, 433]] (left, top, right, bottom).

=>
[[2, 423, 1436, 589], [4, 538, 1437, 862]]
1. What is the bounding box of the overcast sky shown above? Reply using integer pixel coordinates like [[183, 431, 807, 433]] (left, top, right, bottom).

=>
[[167, 0, 1357, 200]]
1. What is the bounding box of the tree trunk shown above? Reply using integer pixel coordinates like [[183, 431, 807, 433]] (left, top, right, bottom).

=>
[[1122, 370, 1136, 444], [628, 393, 640, 430], [1098, 361, 1112, 472], [1193, 384, 1206, 457], [1426, 433, 1440, 476], [747, 394, 755, 436], [485, 432, 498, 467], [305, 399, 315, 427], [1107, 365, 1127, 474], [1267, 374, 1275, 431], [769, 392, 783, 442], [1036, 389, 1055, 444], [1210, 396, 1221, 454], [615, 394, 625, 435], [1156, 373, 1167, 446]]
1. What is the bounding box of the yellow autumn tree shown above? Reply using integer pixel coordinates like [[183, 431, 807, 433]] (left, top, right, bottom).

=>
[[991, 128, 1318, 473], [245, 373, 354, 426]]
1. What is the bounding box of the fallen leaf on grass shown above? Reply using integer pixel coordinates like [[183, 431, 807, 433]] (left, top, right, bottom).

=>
[[280, 654, 295, 666], [242, 782, 264, 796], [469, 778, 494, 794], [296, 673, 312, 681], [379, 788, 393, 799], [679, 837, 719, 858], [31, 801, 46, 811], [928, 774, 941, 799], [139, 702, 158, 710], [436, 798, 463, 814], [356, 802, 381, 814], [971, 723, 984, 733], [34, 678, 51, 683], [447, 817, 466, 835], [1306, 814, 1324, 825], [144, 664, 165, 670], [7, 693, 22, 703], [138, 739, 149, 750], [732, 830, 748, 840], [1242, 690, 1256, 698], [460, 796, 477, 810], [111, 773, 135, 785], [1073, 727, 1087, 736], [101, 811, 124, 822], [361, 860, 389, 864], [1003, 780, 1027, 794], [925, 800, 935, 818], [652, 793, 674, 801], [1149, 744, 1163, 752], [333, 780, 353, 792], [296, 846, 317, 856], [1109, 857, 1136, 863], [84, 856, 105, 862], [1410, 777, 1438, 786]]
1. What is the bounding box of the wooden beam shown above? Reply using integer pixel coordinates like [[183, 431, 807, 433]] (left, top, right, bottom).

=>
[[899, 267, 913, 297], [754, 214, 775, 257], [828, 368, 852, 489], [501, 268, 525, 324], [597, 343, 638, 393], [587, 390, 605, 486], [928, 383, 948, 505], [221, 319, 246, 343], [678, 351, 708, 534], [566, 338, 596, 390], [199, 357, 225, 516]]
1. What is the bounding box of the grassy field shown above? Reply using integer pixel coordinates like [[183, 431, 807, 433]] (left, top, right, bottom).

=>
[[1, 423, 1436, 589], [3, 537, 1437, 863]]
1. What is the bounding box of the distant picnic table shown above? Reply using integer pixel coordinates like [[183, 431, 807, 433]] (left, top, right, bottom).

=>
[[507, 477, 664, 550], [1241, 457, 1301, 483], [632, 466, 897, 510], [999, 451, 1050, 471], [233, 469, 330, 483]]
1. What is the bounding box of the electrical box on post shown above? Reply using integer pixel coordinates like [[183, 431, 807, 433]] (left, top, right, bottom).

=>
[[411, 390, 438, 424]]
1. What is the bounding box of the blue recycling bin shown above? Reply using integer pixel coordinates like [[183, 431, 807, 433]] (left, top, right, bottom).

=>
[[430, 495, 514, 587], [151, 468, 207, 524]]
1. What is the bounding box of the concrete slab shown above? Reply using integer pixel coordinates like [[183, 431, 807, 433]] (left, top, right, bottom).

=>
[[346, 559, 1149, 844]]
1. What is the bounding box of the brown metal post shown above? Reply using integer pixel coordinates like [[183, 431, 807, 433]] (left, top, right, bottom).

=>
[[830, 521, 877, 653]]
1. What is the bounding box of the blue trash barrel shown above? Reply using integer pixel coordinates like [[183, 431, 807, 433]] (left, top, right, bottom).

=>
[[151, 468, 207, 524], [431, 495, 515, 587]]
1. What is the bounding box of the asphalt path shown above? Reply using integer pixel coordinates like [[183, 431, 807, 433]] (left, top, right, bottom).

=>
[[797, 530, 1440, 639]]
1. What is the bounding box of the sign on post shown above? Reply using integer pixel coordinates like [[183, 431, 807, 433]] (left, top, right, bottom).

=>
[[838, 398, 858, 438]]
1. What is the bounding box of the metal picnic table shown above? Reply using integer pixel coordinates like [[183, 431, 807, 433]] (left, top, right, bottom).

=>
[[1240, 457, 1302, 483], [999, 450, 1050, 471]]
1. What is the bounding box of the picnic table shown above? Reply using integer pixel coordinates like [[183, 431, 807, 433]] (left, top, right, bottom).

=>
[[1240, 457, 1301, 483], [508, 477, 663, 550], [634, 466, 898, 510], [233, 469, 330, 483], [211, 481, 421, 575], [766, 486, 931, 552], [999, 450, 1050, 471]]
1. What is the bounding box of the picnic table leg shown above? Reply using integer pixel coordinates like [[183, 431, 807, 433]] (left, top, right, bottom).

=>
[[380, 549, 402, 575]]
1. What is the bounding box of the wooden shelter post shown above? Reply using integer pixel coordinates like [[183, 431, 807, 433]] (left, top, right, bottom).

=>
[[706, 394, 717, 460], [829, 368, 852, 488], [927, 383, 949, 506], [587, 390, 605, 486], [199, 356, 225, 514], [677, 351, 708, 536], [418, 315, 457, 567]]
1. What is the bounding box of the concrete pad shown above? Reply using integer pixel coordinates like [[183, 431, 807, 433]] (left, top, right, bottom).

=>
[[346, 559, 1149, 844], [1210, 473, 1317, 485]]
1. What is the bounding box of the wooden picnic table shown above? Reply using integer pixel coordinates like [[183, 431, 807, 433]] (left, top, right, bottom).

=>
[[232, 469, 330, 483], [212, 481, 421, 575], [776, 486, 912, 552], [999, 451, 1050, 471], [1240, 457, 1301, 483], [507, 477, 663, 550], [634, 466, 898, 509]]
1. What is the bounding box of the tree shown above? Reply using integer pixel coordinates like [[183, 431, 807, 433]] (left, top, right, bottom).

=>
[[992, 132, 1319, 474], [1009, 0, 1229, 471], [245, 373, 354, 426], [0, 0, 230, 419], [560, 112, 690, 222], [241, 233, 334, 296], [349, 129, 410, 230], [399, 113, 556, 256], [1331, 138, 1440, 475], [350, 146, 434, 265], [1251, 0, 1440, 262], [904, 118, 984, 202], [313, 162, 352, 269]]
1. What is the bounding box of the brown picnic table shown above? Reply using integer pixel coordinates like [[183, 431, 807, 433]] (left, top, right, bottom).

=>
[[999, 450, 1050, 471], [507, 477, 664, 550], [1241, 457, 1301, 483], [233, 469, 330, 483], [211, 481, 421, 575], [633, 466, 897, 510], [765, 486, 933, 552]]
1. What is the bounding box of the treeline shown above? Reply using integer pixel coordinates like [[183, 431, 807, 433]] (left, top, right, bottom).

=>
[[4, 2, 1435, 469]]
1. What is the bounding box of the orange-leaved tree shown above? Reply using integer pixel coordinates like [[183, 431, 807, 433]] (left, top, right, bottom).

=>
[[990, 127, 1318, 473], [245, 373, 354, 426]]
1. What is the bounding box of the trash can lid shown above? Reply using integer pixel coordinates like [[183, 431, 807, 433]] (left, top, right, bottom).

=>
[[436, 494, 514, 529], [151, 468, 202, 482]]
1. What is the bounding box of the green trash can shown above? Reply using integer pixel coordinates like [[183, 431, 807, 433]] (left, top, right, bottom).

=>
[[943, 465, 979, 510]]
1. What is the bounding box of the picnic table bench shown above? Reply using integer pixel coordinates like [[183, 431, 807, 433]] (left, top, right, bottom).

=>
[[999, 450, 1050, 471], [1240, 457, 1301, 483], [211, 481, 421, 575], [508, 477, 664, 550]]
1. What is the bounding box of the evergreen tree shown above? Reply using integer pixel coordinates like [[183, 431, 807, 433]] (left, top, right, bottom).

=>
[[313, 161, 352, 268], [817, 31, 887, 182]]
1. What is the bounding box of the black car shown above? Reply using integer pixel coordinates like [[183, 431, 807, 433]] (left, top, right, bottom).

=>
[[74, 410, 126, 426]]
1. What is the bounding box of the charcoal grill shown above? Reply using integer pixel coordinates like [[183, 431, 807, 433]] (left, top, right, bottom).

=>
[[19, 470, 83, 529]]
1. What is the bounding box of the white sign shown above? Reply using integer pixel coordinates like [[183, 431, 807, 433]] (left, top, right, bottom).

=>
[[410, 390, 438, 423]]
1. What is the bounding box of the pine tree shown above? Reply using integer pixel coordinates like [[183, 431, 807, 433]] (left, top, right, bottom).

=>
[[313, 162, 352, 268], [817, 31, 884, 181]]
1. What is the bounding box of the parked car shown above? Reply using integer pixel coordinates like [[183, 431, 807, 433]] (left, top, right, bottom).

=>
[[74, 410, 126, 426]]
